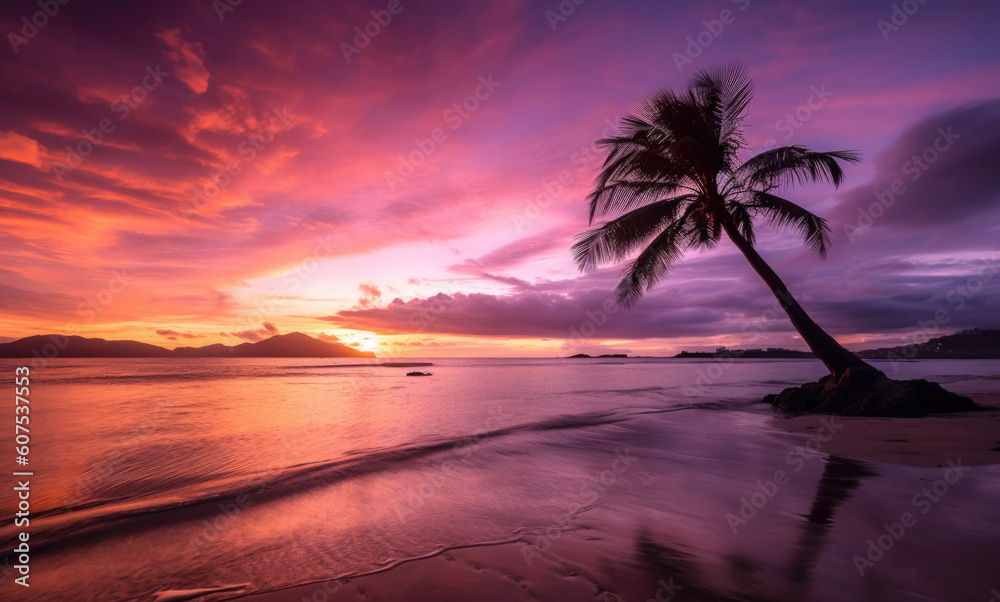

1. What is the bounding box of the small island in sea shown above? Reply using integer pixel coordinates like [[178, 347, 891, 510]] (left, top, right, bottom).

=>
[[673, 347, 814, 359], [670, 329, 1000, 360]]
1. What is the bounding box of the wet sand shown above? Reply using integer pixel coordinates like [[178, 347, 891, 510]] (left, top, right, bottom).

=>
[[237, 528, 738, 602], [770, 393, 1000, 467], [235, 394, 1000, 602]]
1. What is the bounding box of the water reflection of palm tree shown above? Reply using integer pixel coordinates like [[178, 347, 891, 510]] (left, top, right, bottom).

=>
[[786, 456, 877, 595], [634, 455, 877, 600]]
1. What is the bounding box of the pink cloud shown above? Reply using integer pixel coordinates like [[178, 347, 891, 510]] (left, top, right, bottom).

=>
[[155, 28, 210, 94], [0, 131, 47, 169]]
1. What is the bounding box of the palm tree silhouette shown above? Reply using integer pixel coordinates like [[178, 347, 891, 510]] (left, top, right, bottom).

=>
[[573, 63, 874, 378]]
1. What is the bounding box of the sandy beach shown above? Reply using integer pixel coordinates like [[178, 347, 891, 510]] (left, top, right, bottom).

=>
[[233, 391, 1000, 602], [771, 393, 1000, 467]]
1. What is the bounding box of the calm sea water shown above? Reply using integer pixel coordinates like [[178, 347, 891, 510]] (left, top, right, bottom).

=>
[[0, 358, 997, 601]]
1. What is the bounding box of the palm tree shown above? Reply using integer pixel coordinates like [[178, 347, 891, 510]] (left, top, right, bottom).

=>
[[572, 63, 875, 378]]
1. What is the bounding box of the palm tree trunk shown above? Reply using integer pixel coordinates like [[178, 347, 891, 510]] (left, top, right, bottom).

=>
[[722, 222, 876, 378]]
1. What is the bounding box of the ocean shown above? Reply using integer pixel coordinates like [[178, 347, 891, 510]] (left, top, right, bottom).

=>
[[1, 358, 998, 601]]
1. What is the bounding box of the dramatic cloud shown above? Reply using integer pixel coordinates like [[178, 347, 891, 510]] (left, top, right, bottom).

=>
[[356, 282, 383, 309], [0, 130, 46, 168], [231, 321, 279, 342], [324, 282, 746, 340], [154, 28, 210, 94], [155, 329, 205, 339], [324, 244, 1000, 348], [831, 99, 1000, 246], [449, 228, 575, 275], [479, 273, 535, 289], [0, 0, 997, 353]]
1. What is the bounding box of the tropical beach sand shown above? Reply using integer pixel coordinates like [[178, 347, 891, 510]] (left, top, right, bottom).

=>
[[770, 393, 1000, 467], [237, 393, 1000, 602], [238, 529, 751, 602]]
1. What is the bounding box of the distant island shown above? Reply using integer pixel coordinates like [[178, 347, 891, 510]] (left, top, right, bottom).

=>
[[567, 353, 628, 358], [856, 328, 1000, 359], [0, 332, 376, 359], [673, 347, 814, 359], [670, 329, 1000, 360]]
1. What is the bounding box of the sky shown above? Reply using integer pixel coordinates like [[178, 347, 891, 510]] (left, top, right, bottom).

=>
[[1, 0, 998, 357]]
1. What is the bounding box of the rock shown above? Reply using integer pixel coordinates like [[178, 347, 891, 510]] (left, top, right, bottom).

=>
[[764, 368, 978, 417]]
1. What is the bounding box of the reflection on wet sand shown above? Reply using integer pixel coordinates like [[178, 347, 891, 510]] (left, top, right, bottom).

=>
[[786, 456, 878, 598]]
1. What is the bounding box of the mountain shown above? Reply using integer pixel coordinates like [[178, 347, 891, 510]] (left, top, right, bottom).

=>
[[0, 335, 170, 358], [227, 332, 373, 357], [856, 329, 1000, 359], [0, 332, 376, 359]]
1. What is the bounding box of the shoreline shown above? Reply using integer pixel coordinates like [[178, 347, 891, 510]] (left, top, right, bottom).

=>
[[768, 393, 1000, 467], [230, 393, 1000, 601]]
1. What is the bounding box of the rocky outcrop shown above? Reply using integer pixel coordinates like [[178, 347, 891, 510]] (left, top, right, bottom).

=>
[[765, 367, 978, 417]]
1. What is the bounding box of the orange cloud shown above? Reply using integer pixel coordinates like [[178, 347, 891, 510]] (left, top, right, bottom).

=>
[[155, 28, 210, 94], [0, 131, 47, 169]]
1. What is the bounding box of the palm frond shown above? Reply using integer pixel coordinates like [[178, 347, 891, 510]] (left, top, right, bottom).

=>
[[587, 180, 669, 221], [588, 150, 690, 222], [746, 191, 832, 257], [573, 195, 695, 271], [574, 63, 860, 310], [613, 218, 690, 308], [690, 62, 755, 135], [690, 62, 754, 170], [735, 146, 861, 190]]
